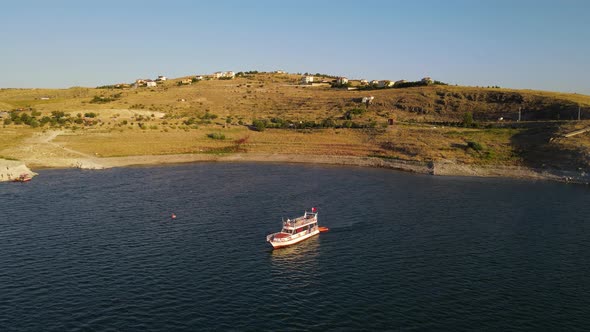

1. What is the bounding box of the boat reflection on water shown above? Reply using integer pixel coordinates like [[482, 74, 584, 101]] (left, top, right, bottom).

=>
[[269, 235, 321, 266], [269, 235, 321, 296]]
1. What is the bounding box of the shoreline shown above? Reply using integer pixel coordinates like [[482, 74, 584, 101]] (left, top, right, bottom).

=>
[[0, 159, 38, 182], [3, 153, 588, 185]]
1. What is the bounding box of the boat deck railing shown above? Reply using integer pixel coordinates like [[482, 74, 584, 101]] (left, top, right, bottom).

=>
[[284, 217, 317, 228]]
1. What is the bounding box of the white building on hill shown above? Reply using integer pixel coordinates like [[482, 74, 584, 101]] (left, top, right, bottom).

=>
[[336, 77, 349, 86], [212, 71, 235, 79], [301, 76, 314, 84], [377, 80, 394, 88]]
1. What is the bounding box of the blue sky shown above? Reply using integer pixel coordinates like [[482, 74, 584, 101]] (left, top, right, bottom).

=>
[[1, 0, 589, 94]]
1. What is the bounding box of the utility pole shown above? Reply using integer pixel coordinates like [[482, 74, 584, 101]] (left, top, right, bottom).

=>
[[518, 107, 521, 122]]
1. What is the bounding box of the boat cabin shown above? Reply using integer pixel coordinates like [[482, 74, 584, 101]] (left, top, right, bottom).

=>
[[281, 222, 317, 235]]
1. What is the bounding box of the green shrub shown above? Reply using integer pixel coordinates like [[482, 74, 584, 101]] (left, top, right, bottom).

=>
[[321, 117, 336, 128], [51, 111, 66, 119], [467, 141, 483, 151], [344, 108, 366, 120], [90, 93, 120, 104], [207, 132, 226, 140], [483, 150, 496, 160], [40, 116, 51, 125], [269, 117, 289, 128], [462, 112, 474, 127], [20, 113, 31, 123], [252, 119, 266, 131], [201, 112, 218, 120]]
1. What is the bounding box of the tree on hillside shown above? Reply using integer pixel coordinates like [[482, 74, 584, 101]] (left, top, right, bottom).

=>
[[462, 112, 474, 127], [252, 119, 266, 131]]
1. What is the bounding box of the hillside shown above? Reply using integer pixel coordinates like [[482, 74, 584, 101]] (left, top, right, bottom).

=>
[[1, 72, 589, 182]]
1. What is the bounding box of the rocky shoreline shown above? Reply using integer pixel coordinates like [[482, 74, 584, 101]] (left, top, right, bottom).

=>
[[2, 153, 588, 185], [0, 159, 37, 182]]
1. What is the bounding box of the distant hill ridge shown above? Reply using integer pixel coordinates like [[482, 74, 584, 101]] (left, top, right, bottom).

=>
[[1, 72, 588, 125]]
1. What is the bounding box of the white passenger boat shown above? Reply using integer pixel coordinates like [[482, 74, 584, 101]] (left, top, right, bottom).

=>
[[266, 208, 322, 249]]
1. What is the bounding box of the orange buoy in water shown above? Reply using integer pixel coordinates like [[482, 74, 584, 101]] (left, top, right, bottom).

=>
[[318, 226, 329, 233]]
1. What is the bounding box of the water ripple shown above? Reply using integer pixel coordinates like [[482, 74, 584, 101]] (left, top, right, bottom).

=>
[[0, 163, 589, 330]]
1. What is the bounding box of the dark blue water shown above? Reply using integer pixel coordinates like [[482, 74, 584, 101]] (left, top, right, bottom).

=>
[[1, 163, 589, 331]]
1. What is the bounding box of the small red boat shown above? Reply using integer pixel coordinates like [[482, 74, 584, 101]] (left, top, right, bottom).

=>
[[13, 173, 32, 182]]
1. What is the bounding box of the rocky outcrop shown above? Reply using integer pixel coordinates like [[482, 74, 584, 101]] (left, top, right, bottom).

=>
[[0, 159, 37, 182]]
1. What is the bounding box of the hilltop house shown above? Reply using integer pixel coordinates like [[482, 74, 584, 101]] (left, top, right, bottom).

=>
[[335, 77, 349, 86], [146, 80, 157, 87], [180, 79, 192, 85], [212, 71, 235, 79], [370, 80, 379, 86], [377, 80, 394, 88], [359, 79, 369, 85], [301, 76, 314, 84], [156, 75, 167, 81], [195, 75, 204, 81], [394, 80, 407, 87]]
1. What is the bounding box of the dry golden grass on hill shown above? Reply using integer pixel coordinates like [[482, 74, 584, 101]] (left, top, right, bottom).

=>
[[52, 127, 374, 157], [45, 125, 523, 167], [1, 72, 590, 171], [2, 74, 590, 123], [0, 128, 36, 153]]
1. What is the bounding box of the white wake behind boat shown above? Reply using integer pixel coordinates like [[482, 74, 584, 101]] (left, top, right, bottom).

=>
[[266, 208, 321, 249]]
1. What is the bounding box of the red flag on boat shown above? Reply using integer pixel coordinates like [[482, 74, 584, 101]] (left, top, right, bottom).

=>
[[312, 207, 317, 213]]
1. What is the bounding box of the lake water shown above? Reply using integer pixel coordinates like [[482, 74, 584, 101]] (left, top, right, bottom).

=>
[[1, 163, 589, 331]]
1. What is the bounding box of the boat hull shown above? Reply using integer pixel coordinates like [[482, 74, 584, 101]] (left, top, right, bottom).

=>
[[269, 229, 320, 249]]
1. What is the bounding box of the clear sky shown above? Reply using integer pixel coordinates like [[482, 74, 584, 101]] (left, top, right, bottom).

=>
[[1, 0, 589, 94]]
